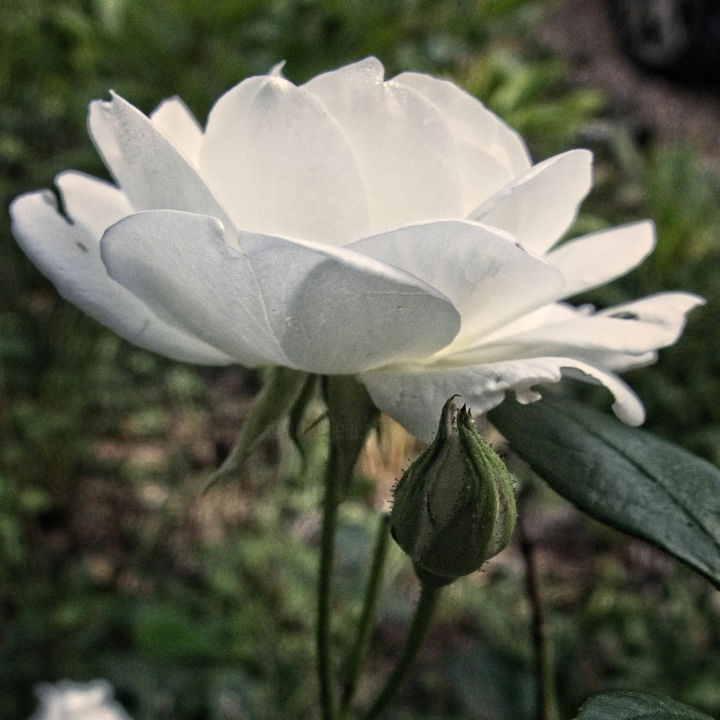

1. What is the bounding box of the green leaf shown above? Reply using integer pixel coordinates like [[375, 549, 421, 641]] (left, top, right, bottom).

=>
[[575, 690, 715, 719], [488, 396, 720, 587], [205, 366, 308, 490], [288, 373, 319, 468]]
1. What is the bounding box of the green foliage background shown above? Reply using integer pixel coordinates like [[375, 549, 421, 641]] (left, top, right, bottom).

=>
[[1, 1, 719, 719]]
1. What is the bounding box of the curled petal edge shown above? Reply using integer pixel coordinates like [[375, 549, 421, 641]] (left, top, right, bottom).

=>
[[362, 356, 646, 441]]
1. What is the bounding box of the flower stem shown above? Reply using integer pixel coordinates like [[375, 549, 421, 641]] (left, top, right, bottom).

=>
[[359, 582, 442, 720], [518, 512, 559, 720], [340, 513, 392, 718], [317, 434, 341, 720], [316, 376, 379, 720]]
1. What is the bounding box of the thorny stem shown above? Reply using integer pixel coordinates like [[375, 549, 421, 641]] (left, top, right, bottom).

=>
[[359, 582, 442, 720], [340, 513, 392, 718]]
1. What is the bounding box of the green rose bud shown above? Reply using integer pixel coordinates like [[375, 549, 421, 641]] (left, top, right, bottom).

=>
[[391, 396, 517, 585]]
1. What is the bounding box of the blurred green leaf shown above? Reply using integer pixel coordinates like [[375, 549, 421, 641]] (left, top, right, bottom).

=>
[[489, 396, 720, 587], [575, 690, 714, 719]]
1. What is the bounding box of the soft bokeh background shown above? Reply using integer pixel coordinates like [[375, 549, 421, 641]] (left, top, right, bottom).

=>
[[1, 1, 719, 718]]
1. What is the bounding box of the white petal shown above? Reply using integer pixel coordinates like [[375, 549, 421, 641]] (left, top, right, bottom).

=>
[[269, 60, 286, 77], [393, 71, 529, 211], [101, 210, 462, 374], [546, 221, 656, 297], [362, 355, 645, 440], [150, 96, 203, 165], [456, 314, 679, 367], [10, 185, 234, 365], [348, 219, 564, 348], [469, 149, 593, 255], [455, 291, 703, 369], [598, 290, 705, 325], [57, 170, 133, 237], [454, 142, 521, 215], [199, 73, 370, 245], [303, 58, 466, 232], [100, 210, 288, 367], [393, 70, 532, 177], [480, 301, 582, 342], [597, 291, 705, 368], [559, 359, 646, 425], [88, 92, 230, 224]]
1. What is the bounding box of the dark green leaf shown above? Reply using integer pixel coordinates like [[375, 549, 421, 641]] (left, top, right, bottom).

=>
[[489, 396, 720, 587], [575, 690, 715, 719]]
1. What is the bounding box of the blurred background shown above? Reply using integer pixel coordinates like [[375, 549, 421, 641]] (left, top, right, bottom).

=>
[[1, 1, 719, 718]]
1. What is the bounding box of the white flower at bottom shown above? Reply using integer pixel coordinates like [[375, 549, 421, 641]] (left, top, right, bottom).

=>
[[9, 58, 703, 439], [30, 680, 131, 720]]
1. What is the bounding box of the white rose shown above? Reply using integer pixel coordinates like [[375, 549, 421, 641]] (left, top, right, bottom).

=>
[[29, 680, 131, 720], [10, 57, 702, 439]]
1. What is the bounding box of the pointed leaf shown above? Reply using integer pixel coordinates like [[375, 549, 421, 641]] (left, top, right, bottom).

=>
[[288, 373, 320, 467], [575, 691, 714, 720], [206, 367, 308, 489], [489, 396, 720, 587]]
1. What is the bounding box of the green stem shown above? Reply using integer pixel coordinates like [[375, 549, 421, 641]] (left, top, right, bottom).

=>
[[317, 433, 341, 720], [518, 513, 560, 720], [340, 513, 392, 718], [316, 376, 379, 720], [360, 582, 442, 720]]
